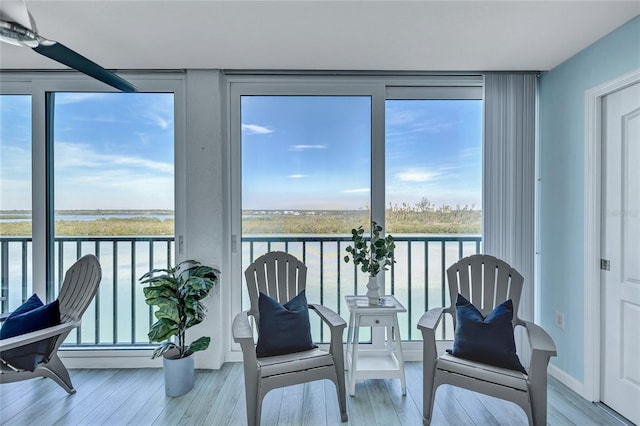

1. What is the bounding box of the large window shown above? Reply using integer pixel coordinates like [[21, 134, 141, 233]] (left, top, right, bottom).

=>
[[240, 95, 371, 340], [0, 95, 32, 313], [230, 78, 483, 344], [51, 92, 175, 345], [385, 98, 482, 339], [0, 75, 183, 351]]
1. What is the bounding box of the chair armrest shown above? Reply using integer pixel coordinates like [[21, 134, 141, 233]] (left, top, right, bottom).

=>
[[309, 304, 346, 374], [523, 320, 557, 381], [523, 320, 557, 356], [417, 307, 447, 397], [232, 311, 255, 345], [417, 307, 446, 332], [417, 307, 446, 359], [309, 304, 346, 330], [0, 321, 79, 352], [232, 311, 259, 366]]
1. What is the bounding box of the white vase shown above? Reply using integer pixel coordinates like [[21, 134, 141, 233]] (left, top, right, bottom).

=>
[[163, 352, 195, 397], [366, 275, 381, 305]]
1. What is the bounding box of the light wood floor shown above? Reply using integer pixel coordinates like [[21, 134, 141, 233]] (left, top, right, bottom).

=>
[[0, 362, 632, 425]]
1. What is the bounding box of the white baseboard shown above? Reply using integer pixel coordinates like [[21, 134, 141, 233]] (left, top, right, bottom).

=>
[[59, 341, 436, 369], [59, 349, 162, 369], [225, 351, 243, 363], [548, 363, 590, 400], [59, 347, 226, 370]]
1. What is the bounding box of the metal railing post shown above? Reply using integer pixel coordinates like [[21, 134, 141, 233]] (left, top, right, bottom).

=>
[[1, 234, 479, 345]]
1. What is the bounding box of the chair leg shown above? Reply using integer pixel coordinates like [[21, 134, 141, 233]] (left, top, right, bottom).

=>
[[240, 364, 260, 426], [529, 370, 549, 426], [242, 381, 260, 426], [331, 377, 348, 422], [39, 354, 75, 394], [332, 358, 348, 421], [529, 386, 546, 426], [422, 369, 438, 425]]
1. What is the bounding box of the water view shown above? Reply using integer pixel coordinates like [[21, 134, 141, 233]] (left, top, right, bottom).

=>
[[0, 207, 480, 344], [1, 92, 482, 347]]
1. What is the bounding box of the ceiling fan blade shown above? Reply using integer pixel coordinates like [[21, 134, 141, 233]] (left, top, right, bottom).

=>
[[33, 40, 139, 93], [0, 1, 32, 30]]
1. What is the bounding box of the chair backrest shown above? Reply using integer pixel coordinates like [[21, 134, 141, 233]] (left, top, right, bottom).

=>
[[57, 254, 102, 323], [244, 251, 307, 325], [446, 254, 524, 328]]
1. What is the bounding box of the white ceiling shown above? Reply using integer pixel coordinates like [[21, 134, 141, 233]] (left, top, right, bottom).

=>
[[1, 0, 639, 72]]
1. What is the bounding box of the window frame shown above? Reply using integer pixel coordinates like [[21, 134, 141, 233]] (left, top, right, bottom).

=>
[[226, 73, 483, 355], [0, 72, 185, 357]]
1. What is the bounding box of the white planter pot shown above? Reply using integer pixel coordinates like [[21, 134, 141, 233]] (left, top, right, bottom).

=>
[[163, 352, 195, 397], [366, 275, 381, 305]]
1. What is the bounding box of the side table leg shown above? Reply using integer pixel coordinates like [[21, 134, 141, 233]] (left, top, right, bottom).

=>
[[393, 313, 407, 395], [349, 314, 360, 396], [345, 312, 355, 371]]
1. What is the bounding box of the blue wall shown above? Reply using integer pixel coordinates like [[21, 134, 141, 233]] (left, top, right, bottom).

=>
[[538, 16, 640, 381]]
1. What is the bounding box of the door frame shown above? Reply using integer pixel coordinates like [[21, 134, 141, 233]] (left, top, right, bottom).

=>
[[583, 68, 640, 402], [225, 78, 386, 356]]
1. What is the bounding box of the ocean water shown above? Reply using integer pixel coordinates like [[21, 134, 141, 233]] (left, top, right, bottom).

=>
[[0, 213, 174, 223], [1, 230, 477, 345]]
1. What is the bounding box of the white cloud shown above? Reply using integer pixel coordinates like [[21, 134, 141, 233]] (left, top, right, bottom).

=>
[[0, 178, 32, 210], [143, 112, 171, 130], [289, 144, 326, 151], [55, 141, 173, 174], [54, 93, 107, 105], [242, 123, 273, 135], [412, 119, 455, 133], [386, 109, 417, 126], [287, 174, 308, 179], [139, 96, 174, 130], [396, 169, 438, 182], [343, 188, 370, 193], [386, 106, 457, 136]]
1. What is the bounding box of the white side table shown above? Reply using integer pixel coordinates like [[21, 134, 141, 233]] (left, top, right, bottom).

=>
[[344, 295, 407, 396]]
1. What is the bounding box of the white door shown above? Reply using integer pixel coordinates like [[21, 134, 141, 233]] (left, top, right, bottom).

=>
[[601, 81, 640, 424]]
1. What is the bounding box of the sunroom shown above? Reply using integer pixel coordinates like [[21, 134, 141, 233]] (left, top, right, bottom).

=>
[[1, 1, 639, 425]]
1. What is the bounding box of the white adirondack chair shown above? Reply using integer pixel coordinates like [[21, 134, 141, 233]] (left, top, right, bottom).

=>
[[417, 254, 557, 425], [232, 251, 348, 425], [0, 254, 102, 393]]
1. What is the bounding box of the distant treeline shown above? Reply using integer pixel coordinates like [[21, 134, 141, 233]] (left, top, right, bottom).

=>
[[242, 208, 481, 235], [0, 209, 174, 216], [1, 202, 481, 236]]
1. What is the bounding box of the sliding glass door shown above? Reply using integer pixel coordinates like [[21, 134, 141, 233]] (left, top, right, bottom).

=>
[[51, 92, 175, 345], [239, 94, 372, 341], [0, 94, 32, 313], [385, 98, 482, 339], [229, 77, 483, 345]]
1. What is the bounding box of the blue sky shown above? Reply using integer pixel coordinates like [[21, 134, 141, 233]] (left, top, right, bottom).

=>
[[1, 93, 481, 212], [385, 99, 482, 210], [0, 93, 174, 210], [242, 96, 481, 210], [0, 95, 32, 210]]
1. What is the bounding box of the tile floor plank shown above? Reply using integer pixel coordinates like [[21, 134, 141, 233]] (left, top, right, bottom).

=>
[[0, 362, 633, 426], [301, 380, 327, 426]]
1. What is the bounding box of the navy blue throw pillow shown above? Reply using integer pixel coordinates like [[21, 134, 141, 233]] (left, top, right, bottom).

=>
[[10, 294, 45, 316], [256, 290, 316, 358], [447, 293, 526, 374], [0, 295, 61, 371]]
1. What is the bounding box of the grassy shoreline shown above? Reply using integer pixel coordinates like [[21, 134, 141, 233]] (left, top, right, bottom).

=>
[[0, 209, 480, 236]]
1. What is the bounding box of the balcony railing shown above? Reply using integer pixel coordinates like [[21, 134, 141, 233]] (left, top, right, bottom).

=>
[[1, 236, 174, 348], [1, 234, 481, 347]]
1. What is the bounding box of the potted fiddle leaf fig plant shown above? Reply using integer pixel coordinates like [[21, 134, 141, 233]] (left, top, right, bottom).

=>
[[140, 259, 220, 397], [344, 220, 395, 305]]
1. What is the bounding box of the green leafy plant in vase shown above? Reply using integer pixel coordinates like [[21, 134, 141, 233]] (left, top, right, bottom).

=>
[[344, 220, 395, 305], [140, 260, 220, 396]]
